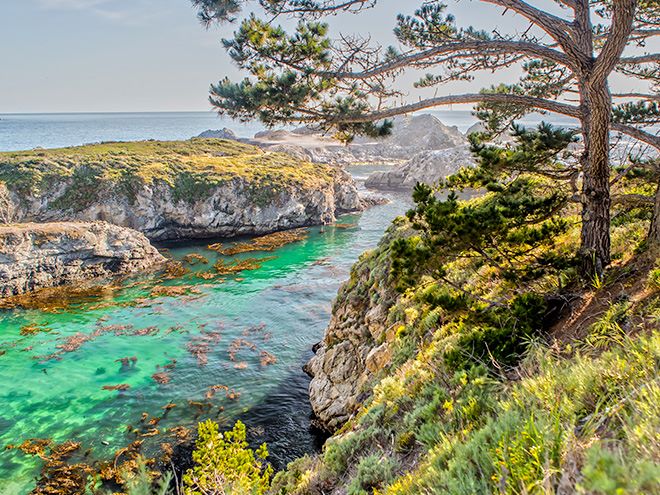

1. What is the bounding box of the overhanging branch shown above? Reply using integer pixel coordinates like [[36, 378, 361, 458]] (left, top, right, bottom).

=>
[[324, 93, 581, 123], [611, 123, 660, 149], [324, 40, 573, 79]]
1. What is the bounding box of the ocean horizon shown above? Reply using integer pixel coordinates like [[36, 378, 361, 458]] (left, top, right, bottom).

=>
[[0, 110, 581, 153]]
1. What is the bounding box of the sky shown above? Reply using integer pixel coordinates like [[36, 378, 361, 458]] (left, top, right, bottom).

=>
[[0, 0, 655, 114]]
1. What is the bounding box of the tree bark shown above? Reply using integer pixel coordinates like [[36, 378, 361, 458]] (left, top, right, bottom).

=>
[[648, 180, 660, 250], [579, 81, 612, 277]]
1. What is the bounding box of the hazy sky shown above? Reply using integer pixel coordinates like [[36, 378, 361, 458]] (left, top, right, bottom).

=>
[[0, 0, 655, 113]]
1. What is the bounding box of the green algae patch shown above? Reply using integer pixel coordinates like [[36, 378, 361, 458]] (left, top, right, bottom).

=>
[[0, 138, 336, 210]]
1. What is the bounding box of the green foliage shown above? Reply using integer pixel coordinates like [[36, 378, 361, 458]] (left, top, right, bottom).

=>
[[445, 293, 547, 370], [492, 412, 563, 494], [391, 123, 575, 291], [580, 445, 660, 495], [183, 420, 272, 495], [123, 457, 173, 495], [587, 301, 631, 348], [347, 454, 398, 495]]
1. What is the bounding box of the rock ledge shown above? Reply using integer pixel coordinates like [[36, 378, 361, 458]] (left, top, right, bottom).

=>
[[0, 221, 165, 298]]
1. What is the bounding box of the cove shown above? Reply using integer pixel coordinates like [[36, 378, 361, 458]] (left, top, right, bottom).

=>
[[0, 170, 409, 494]]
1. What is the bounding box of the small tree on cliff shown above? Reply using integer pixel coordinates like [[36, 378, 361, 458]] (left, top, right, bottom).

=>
[[192, 0, 659, 275]]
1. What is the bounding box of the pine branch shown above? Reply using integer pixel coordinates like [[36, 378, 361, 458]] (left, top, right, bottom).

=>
[[322, 93, 581, 123]]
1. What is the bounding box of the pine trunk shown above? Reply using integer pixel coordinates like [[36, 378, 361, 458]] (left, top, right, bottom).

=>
[[579, 82, 612, 277], [648, 180, 660, 250]]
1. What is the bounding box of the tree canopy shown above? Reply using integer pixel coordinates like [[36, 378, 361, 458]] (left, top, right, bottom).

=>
[[192, 0, 659, 275]]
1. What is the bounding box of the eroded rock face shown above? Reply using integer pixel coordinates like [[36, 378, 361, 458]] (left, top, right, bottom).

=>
[[251, 114, 468, 165], [365, 145, 475, 190], [1, 140, 365, 242], [11, 168, 362, 242], [306, 225, 402, 431], [0, 221, 165, 298]]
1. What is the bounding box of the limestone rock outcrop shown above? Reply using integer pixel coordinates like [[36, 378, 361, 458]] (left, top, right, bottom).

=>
[[365, 145, 475, 190], [306, 223, 405, 431], [0, 221, 165, 298], [1, 139, 364, 241]]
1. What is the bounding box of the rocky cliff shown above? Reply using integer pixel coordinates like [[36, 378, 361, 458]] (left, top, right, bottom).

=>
[[247, 114, 467, 165], [0, 139, 363, 241], [0, 221, 165, 298], [306, 221, 406, 431], [365, 145, 475, 190]]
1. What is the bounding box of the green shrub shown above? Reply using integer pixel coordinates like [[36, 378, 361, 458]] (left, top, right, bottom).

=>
[[183, 420, 272, 495], [347, 454, 398, 495], [123, 456, 173, 495], [445, 293, 546, 370], [579, 445, 660, 495]]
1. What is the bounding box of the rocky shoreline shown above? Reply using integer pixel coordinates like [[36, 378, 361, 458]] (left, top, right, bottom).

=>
[[0, 139, 365, 241], [0, 221, 165, 298]]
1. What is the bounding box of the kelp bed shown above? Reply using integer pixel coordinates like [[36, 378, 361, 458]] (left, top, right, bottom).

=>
[[0, 234, 298, 494], [208, 228, 309, 256], [0, 211, 382, 494]]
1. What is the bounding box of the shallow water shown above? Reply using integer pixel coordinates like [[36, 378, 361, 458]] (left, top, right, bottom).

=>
[[0, 169, 410, 494]]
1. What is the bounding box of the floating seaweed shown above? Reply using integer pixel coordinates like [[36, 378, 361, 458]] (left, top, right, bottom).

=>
[[35, 324, 160, 362], [151, 372, 171, 385], [0, 284, 121, 313], [260, 350, 277, 366], [162, 359, 177, 370], [196, 271, 220, 280], [227, 338, 258, 362], [102, 384, 131, 392], [242, 323, 267, 337], [164, 324, 186, 335], [19, 323, 52, 336], [186, 329, 222, 366], [160, 442, 174, 463], [6, 438, 53, 459], [208, 228, 308, 256], [168, 425, 191, 442], [205, 384, 228, 400], [234, 361, 248, 370], [140, 428, 160, 438], [148, 417, 161, 427], [188, 400, 213, 418], [116, 356, 138, 370], [213, 256, 276, 275], [163, 260, 189, 279], [150, 285, 200, 298], [182, 253, 209, 265], [226, 389, 241, 400], [7, 439, 91, 495]]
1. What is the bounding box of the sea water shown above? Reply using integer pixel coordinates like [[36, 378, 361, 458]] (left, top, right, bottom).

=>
[[0, 163, 411, 494]]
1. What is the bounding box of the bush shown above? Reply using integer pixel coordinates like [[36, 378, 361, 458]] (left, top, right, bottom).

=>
[[183, 420, 272, 495], [347, 454, 398, 495], [445, 293, 546, 370]]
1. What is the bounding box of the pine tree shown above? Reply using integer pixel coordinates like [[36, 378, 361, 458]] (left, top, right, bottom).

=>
[[191, 0, 659, 276]]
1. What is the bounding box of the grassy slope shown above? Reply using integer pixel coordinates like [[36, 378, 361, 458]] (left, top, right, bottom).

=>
[[271, 207, 659, 494], [0, 139, 336, 209]]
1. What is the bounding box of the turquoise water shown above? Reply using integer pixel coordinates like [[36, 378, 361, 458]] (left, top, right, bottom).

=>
[[0, 181, 410, 494]]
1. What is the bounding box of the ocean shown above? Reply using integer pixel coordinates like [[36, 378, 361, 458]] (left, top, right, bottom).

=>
[[0, 110, 580, 153]]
